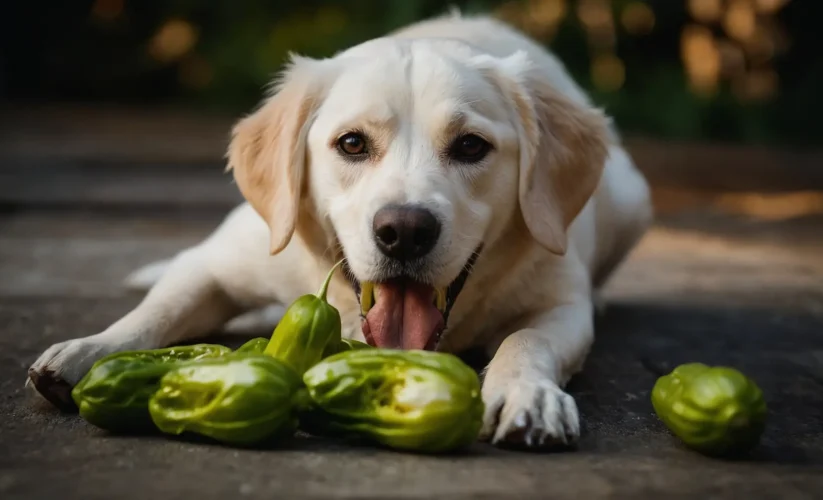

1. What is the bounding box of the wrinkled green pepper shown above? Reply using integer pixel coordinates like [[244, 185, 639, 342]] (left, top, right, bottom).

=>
[[301, 349, 484, 453], [338, 338, 372, 351], [149, 354, 304, 446], [323, 337, 373, 357], [652, 363, 767, 457], [236, 337, 269, 353], [71, 344, 232, 432], [264, 262, 343, 375]]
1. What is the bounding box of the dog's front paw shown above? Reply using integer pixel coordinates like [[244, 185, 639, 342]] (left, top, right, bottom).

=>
[[27, 337, 112, 410], [480, 377, 580, 449]]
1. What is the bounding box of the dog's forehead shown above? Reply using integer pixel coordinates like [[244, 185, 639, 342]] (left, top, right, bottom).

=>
[[324, 38, 506, 122]]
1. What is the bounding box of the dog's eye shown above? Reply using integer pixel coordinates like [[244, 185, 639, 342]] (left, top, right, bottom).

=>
[[337, 132, 368, 158], [448, 134, 492, 163]]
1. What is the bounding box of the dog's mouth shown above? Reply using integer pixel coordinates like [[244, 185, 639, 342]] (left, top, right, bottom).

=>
[[341, 249, 481, 351]]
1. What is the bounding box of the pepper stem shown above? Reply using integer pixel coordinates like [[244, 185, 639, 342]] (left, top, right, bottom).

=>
[[316, 259, 344, 302]]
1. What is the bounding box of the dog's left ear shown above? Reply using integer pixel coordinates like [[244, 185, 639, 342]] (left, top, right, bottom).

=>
[[475, 51, 611, 255]]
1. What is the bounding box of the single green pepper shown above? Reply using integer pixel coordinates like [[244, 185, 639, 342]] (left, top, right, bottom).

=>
[[652, 362, 767, 457], [71, 344, 232, 432], [338, 338, 372, 351], [301, 349, 484, 453], [264, 261, 343, 375], [236, 337, 269, 353], [149, 354, 304, 447], [322, 337, 373, 357]]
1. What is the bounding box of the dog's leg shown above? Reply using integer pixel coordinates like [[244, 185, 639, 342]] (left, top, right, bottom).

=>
[[123, 258, 171, 292], [221, 305, 286, 336], [480, 300, 593, 448], [28, 245, 243, 408]]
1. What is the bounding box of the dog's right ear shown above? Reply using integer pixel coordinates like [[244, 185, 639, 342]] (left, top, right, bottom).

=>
[[227, 55, 327, 255]]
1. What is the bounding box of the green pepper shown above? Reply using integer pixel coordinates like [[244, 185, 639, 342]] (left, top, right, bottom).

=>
[[338, 338, 372, 351], [71, 344, 232, 432], [652, 362, 767, 457], [300, 349, 484, 453], [264, 261, 343, 375], [236, 337, 269, 353], [322, 337, 373, 357], [149, 354, 304, 447]]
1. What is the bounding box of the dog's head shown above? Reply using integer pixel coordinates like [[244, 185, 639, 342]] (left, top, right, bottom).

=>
[[228, 38, 609, 351]]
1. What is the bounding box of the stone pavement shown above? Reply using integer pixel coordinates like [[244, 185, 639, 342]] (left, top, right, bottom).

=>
[[1, 137, 823, 498]]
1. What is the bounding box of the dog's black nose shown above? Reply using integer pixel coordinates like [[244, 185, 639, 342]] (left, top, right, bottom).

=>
[[373, 204, 441, 261]]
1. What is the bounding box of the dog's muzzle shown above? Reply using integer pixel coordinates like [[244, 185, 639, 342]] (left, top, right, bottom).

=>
[[341, 247, 481, 351]]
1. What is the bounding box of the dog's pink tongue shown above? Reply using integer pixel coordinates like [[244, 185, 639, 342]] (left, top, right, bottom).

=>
[[363, 281, 444, 350]]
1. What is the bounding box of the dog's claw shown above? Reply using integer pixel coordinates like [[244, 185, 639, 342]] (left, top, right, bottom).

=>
[[27, 368, 77, 412], [482, 378, 580, 450]]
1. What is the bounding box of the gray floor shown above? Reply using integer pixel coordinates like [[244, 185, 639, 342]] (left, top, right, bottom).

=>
[[1, 158, 822, 499]]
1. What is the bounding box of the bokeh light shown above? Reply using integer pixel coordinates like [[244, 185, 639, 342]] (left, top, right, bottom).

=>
[[688, 0, 723, 23], [591, 53, 626, 91], [621, 2, 656, 36], [681, 24, 721, 96], [149, 20, 198, 64]]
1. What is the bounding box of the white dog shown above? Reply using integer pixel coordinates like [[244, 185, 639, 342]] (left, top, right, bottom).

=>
[[28, 12, 652, 448]]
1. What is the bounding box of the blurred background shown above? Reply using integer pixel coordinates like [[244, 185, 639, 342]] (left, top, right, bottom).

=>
[[2, 5, 822, 482], [1, 0, 822, 218], [1, 0, 820, 147]]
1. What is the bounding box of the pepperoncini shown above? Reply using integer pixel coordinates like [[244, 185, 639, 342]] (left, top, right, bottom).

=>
[[71, 344, 232, 432], [264, 261, 343, 375], [652, 363, 767, 457], [149, 354, 304, 446], [300, 349, 483, 453]]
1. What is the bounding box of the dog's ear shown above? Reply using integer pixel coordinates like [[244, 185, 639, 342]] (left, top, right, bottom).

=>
[[476, 52, 610, 255], [227, 55, 327, 255]]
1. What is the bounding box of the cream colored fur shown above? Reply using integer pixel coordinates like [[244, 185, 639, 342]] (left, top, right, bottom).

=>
[[29, 13, 652, 449]]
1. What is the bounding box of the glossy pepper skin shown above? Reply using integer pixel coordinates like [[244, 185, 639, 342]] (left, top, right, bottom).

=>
[[323, 337, 373, 357], [149, 354, 304, 446], [71, 344, 232, 432], [301, 349, 484, 453], [264, 262, 343, 375], [652, 363, 767, 457], [236, 337, 269, 353]]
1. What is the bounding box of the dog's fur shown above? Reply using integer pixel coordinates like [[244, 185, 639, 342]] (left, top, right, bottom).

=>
[[28, 13, 652, 448]]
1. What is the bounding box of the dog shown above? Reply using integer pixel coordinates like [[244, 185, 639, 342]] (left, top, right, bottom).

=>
[[28, 12, 652, 448]]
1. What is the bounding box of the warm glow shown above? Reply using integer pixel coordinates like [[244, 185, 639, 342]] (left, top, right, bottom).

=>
[[179, 56, 213, 89], [743, 24, 778, 64], [591, 53, 625, 91], [495, 0, 568, 40], [621, 2, 655, 36], [716, 40, 747, 77], [91, 0, 123, 22], [755, 0, 790, 14], [732, 69, 779, 101], [714, 191, 823, 220], [495, 1, 524, 27], [724, 0, 757, 41], [149, 20, 198, 63], [577, 0, 615, 49], [688, 0, 723, 23], [681, 25, 720, 95], [531, 0, 567, 27], [577, 0, 611, 30]]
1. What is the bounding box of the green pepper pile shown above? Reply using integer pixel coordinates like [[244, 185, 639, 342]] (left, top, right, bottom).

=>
[[69, 262, 484, 453], [72, 344, 232, 432], [67, 259, 770, 459]]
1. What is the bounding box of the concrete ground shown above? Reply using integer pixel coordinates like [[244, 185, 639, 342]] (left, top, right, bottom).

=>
[[1, 114, 822, 498]]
